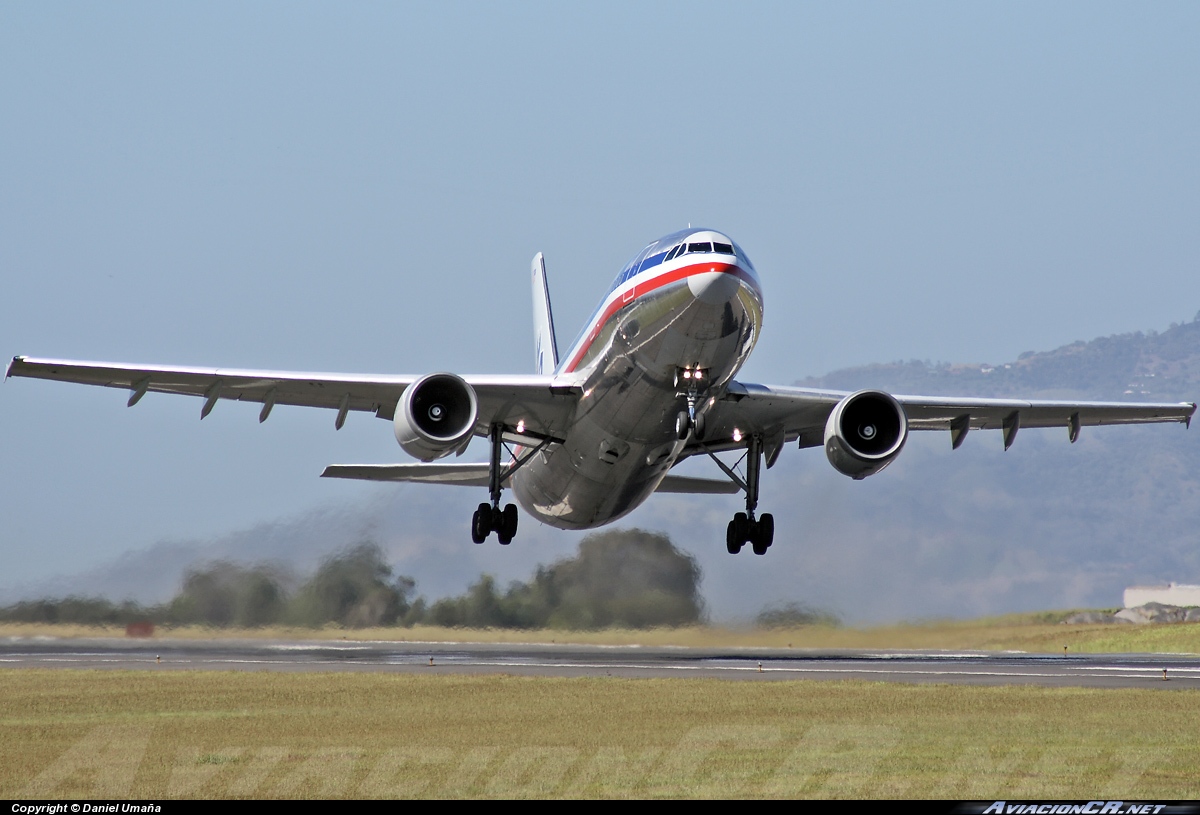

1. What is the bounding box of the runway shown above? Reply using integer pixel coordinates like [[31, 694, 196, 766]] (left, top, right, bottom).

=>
[[2, 637, 1199, 689]]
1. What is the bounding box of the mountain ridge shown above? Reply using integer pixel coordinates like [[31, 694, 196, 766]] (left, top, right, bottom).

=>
[[797, 313, 1200, 402]]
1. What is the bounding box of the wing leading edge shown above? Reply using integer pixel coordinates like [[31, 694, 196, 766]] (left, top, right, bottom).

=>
[[6, 356, 579, 441], [691, 382, 1195, 456]]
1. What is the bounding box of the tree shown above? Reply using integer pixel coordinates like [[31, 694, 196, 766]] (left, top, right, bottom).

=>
[[167, 561, 288, 627], [287, 542, 415, 628], [755, 602, 840, 629], [542, 529, 704, 628]]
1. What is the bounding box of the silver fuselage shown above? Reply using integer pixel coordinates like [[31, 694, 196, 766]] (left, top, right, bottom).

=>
[[512, 229, 763, 529]]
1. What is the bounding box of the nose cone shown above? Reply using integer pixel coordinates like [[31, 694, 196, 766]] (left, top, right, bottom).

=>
[[687, 265, 742, 305]]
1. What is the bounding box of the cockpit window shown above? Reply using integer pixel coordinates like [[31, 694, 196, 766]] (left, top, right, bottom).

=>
[[638, 250, 668, 273], [665, 244, 683, 261], [713, 242, 734, 255], [687, 242, 712, 254]]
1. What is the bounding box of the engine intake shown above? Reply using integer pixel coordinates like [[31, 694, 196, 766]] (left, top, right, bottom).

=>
[[394, 373, 478, 461], [824, 390, 908, 479]]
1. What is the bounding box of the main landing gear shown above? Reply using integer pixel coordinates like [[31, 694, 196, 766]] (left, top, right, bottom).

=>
[[472, 423, 518, 544], [470, 423, 549, 545], [704, 434, 775, 556], [472, 502, 517, 545], [726, 511, 774, 556]]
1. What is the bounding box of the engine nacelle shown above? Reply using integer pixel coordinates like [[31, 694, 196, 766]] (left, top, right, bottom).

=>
[[394, 373, 478, 461], [824, 390, 908, 479]]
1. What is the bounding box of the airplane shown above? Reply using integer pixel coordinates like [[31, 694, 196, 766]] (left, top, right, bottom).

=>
[[7, 227, 1197, 555]]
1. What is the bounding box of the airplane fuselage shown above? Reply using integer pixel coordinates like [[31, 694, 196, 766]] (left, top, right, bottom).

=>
[[512, 229, 763, 529]]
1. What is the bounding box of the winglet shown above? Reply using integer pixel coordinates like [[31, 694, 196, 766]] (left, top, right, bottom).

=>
[[532, 253, 559, 375]]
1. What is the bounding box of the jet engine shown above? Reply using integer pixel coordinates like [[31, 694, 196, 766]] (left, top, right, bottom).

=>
[[394, 373, 479, 461], [824, 390, 908, 479]]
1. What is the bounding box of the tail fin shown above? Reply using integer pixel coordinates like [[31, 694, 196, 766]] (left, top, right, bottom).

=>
[[531, 252, 559, 374]]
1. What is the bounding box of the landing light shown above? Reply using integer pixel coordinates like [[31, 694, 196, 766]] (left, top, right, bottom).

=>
[[733, 429, 743, 442], [675, 367, 710, 388], [516, 420, 526, 434]]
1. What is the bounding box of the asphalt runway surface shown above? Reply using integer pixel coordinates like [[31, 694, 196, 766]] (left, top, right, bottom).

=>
[[3, 637, 1200, 689]]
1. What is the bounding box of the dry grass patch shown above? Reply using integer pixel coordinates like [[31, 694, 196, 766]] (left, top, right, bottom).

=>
[[5, 618, 1200, 654], [2, 669, 1199, 798]]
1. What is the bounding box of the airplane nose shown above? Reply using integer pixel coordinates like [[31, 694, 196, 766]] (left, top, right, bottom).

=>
[[686, 266, 741, 305]]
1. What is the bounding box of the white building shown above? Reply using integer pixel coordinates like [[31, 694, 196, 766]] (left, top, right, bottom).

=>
[[1123, 583, 1200, 609]]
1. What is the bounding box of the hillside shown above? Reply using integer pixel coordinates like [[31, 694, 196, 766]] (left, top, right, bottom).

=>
[[797, 313, 1200, 402]]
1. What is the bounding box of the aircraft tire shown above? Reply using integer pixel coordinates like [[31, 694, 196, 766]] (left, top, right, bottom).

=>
[[726, 520, 743, 554], [732, 512, 750, 547], [759, 513, 774, 547], [502, 504, 519, 539], [675, 411, 690, 440], [693, 412, 706, 441], [471, 506, 489, 544]]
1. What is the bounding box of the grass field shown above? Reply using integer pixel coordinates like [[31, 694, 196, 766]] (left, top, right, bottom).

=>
[[6, 617, 1199, 798], [4, 613, 1200, 653], [3, 669, 1199, 799]]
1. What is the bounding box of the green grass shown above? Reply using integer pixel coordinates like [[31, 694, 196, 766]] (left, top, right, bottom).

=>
[[3, 670, 1199, 798]]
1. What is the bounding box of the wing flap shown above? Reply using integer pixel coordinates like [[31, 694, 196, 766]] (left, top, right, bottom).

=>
[[655, 475, 741, 494], [321, 463, 494, 486]]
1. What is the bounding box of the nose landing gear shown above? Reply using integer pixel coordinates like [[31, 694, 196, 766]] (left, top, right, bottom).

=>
[[675, 368, 709, 441]]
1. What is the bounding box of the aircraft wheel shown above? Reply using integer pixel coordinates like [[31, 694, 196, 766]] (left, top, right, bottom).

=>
[[675, 411, 690, 441], [751, 532, 769, 556], [471, 505, 490, 544], [732, 512, 749, 545], [726, 520, 743, 554], [693, 412, 706, 441], [759, 513, 774, 548], [502, 504, 519, 540]]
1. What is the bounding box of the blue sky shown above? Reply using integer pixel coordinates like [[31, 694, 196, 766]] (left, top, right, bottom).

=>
[[2, 3, 1198, 613]]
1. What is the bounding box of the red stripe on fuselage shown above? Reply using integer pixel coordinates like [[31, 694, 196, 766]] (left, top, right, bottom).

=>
[[562, 260, 758, 374]]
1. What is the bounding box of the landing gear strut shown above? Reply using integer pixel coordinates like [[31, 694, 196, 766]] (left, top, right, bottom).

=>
[[470, 423, 550, 545], [675, 368, 708, 441], [706, 434, 775, 556], [472, 423, 519, 544]]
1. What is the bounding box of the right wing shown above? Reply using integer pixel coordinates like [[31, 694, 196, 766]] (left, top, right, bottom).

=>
[[6, 356, 580, 441], [686, 381, 1196, 461]]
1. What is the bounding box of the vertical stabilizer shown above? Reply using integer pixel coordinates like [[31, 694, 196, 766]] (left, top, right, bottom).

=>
[[531, 252, 559, 374]]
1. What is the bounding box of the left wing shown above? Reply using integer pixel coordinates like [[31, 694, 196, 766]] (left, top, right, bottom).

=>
[[689, 381, 1195, 460], [6, 356, 580, 441]]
